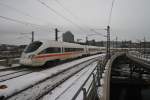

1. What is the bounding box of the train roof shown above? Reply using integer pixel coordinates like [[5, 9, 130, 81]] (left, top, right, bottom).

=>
[[33, 40, 105, 49], [37, 40, 84, 48]]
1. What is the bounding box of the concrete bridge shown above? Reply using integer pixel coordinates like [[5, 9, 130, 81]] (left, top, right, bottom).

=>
[[79, 52, 150, 100], [0, 52, 150, 100]]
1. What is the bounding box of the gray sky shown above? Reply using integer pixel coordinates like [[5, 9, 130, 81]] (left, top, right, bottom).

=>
[[0, 0, 150, 45]]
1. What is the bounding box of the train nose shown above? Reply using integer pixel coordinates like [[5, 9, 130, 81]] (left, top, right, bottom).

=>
[[20, 58, 32, 65], [20, 53, 33, 66]]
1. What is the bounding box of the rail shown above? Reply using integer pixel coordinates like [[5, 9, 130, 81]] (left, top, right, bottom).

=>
[[0, 55, 101, 100]]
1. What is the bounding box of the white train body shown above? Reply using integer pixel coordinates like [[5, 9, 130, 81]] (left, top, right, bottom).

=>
[[20, 40, 104, 66]]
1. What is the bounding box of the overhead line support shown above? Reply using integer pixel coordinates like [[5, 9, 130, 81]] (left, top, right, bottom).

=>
[[106, 25, 110, 59]]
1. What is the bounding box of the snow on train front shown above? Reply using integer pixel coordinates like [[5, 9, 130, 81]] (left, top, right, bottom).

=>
[[20, 41, 44, 66]]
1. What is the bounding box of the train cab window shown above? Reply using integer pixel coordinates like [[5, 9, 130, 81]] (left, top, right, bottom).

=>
[[39, 47, 61, 54], [24, 41, 42, 53]]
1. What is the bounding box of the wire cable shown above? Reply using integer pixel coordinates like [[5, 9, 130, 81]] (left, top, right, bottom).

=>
[[0, 15, 41, 26], [55, 0, 80, 21], [90, 29, 107, 37], [37, 0, 86, 33], [55, 0, 107, 37], [0, 2, 52, 25], [108, 0, 115, 26]]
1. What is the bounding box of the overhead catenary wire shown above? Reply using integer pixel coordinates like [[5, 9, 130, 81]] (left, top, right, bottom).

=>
[[0, 2, 60, 35], [0, 1, 48, 27], [0, 0, 115, 40], [54, 0, 90, 29], [0, 15, 42, 27], [90, 0, 116, 38], [37, 0, 87, 33], [90, 29, 107, 37], [0, 15, 55, 34], [108, 0, 115, 26], [0, 1, 85, 34], [0, 2, 38, 21], [0, 0, 105, 38], [0, 2, 53, 25], [55, 0, 107, 37], [54, 0, 81, 22]]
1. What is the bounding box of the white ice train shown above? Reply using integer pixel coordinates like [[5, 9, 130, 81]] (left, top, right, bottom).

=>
[[20, 40, 105, 66]]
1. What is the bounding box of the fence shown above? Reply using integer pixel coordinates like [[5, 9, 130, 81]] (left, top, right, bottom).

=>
[[72, 56, 109, 100]]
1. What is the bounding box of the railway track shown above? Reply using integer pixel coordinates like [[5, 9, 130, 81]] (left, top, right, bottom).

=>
[[0, 68, 32, 82], [0, 54, 104, 83], [0, 60, 86, 83], [0, 66, 23, 72], [40, 61, 98, 100], [0, 54, 105, 100], [0, 56, 101, 100], [0, 65, 43, 82], [0, 63, 64, 82]]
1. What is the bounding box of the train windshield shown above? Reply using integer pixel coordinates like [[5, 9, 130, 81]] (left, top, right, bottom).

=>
[[24, 41, 42, 53]]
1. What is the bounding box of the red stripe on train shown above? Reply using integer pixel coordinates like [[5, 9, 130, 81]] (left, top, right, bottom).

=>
[[33, 52, 80, 59]]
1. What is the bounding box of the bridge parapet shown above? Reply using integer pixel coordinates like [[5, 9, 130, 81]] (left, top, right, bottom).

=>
[[69, 53, 125, 100], [99, 60, 111, 100], [98, 53, 125, 100], [129, 51, 150, 62], [71, 57, 106, 100], [127, 52, 150, 71]]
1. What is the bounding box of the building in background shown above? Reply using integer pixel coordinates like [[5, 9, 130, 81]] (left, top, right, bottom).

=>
[[0, 44, 27, 59], [63, 31, 74, 43]]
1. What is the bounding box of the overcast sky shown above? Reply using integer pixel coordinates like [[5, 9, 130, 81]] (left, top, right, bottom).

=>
[[0, 0, 150, 45]]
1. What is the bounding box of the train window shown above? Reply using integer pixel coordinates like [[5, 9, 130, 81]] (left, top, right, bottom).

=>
[[24, 41, 42, 53], [64, 48, 84, 52], [64, 48, 71, 52], [39, 47, 61, 54], [79, 48, 84, 51], [76, 48, 83, 51], [89, 48, 98, 51]]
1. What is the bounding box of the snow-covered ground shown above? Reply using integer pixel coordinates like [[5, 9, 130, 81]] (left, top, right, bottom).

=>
[[11, 64, 20, 67], [0, 58, 20, 68], [0, 72, 47, 97], [0, 54, 105, 99], [7, 59, 96, 100], [0, 66, 7, 69], [40, 61, 98, 100], [0, 64, 20, 70], [0, 69, 27, 76], [0, 59, 6, 62], [0, 63, 20, 70], [0, 70, 32, 82]]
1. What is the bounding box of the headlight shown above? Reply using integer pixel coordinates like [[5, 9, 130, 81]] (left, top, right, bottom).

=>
[[28, 54, 35, 59]]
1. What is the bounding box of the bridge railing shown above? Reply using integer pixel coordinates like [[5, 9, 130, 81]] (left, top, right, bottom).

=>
[[98, 53, 124, 100], [72, 66, 97, 100], [129, 51, 150, 62], [71, 56, 109, 100], [98, 59, 112, 100]]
